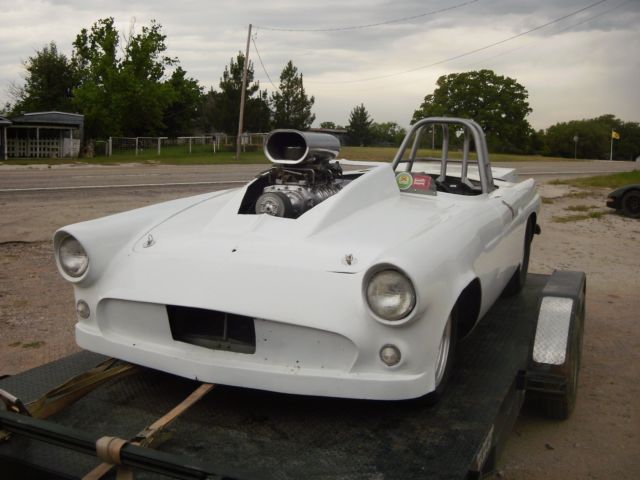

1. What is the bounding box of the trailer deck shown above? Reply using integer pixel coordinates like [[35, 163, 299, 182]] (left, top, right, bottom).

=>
[[0, 272, 584, 479]]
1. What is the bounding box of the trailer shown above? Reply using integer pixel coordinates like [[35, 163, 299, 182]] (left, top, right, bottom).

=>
[[0, 271, 586, 480]]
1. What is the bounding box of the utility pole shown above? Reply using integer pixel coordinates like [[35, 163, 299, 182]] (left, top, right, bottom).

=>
[[236, 23, 252, 161], [609, 129, 614, 161]]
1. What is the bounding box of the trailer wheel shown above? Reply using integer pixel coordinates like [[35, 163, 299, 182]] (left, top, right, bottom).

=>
[[504, 217, 534, 296], [541, 333, 580, 420], [527, 272, 586, 421]]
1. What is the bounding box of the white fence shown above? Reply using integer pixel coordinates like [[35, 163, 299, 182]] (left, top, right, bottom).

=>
[[7, 138, 81, 158], [103, 134, 267, 157]]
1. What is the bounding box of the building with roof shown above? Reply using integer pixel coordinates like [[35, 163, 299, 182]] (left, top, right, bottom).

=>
[[0, 116, 11, 160], [3, 111, 83, 159]]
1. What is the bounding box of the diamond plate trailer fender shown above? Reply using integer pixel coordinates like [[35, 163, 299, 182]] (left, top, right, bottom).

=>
[[523, 270, 587, 420]]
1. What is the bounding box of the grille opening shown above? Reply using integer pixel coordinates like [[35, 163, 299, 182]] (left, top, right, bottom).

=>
[[167, 305, 256, 354]]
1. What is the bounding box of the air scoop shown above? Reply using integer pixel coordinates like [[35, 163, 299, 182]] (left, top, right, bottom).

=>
[[264, 130, 340, 165]]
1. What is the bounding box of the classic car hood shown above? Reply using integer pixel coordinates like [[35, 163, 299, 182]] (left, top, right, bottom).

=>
[[134, 165, 462, 273]]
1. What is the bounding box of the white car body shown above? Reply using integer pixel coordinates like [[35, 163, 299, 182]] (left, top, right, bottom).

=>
[[54, 118, 540, 400]]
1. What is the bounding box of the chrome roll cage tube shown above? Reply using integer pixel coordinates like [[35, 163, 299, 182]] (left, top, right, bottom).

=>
[[391, 118, 495, 194]]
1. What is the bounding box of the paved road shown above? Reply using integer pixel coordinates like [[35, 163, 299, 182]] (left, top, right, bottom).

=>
[[0, 159, 636, 193], [0, 164, 265, 192]]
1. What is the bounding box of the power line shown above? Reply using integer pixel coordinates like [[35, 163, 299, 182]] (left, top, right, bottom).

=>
[[256, 0, 480, 32], [305, 0, 609, 84], [465, 0, 631, 68], [252, 34, 277, 90]]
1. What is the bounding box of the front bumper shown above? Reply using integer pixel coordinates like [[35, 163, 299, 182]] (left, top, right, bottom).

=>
[[76, 298, 432, 400]]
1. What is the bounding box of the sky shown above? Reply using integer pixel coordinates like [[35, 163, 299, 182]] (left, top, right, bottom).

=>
[[0, 0, 638, 130]]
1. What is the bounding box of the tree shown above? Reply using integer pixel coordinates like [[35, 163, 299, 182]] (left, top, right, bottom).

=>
[[271, 60, 315, 130], [370, 122, 406, 146], [320, 121, 336, 129], [200, 88, 219, 133], [543, 115, 640, 160], [412, 70, 532, 153], [212, 52, 270, 134], [10, 42, 78, 114], [72, 18, 123, 138], [72, 18, 179, 138], [347, 104, 373, 146], [163, 67, 204, 136]]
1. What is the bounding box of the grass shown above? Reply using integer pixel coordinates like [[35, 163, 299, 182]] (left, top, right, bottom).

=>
[[565, 204, 601, 212], [1, 145, 579, 166], [566, 190, 600, 199], [552, 211, 608, 223], [8, 340, 46, 348], [551, 170, 640, 189]]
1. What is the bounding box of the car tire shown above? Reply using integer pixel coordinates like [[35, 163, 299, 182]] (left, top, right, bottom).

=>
[[503, 217, 534, 296], [421, 312, 457, 405], [621, 190, 640, 218]]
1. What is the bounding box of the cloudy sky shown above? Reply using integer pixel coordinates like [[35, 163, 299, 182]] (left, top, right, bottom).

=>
[[0, 0, 638, 129]]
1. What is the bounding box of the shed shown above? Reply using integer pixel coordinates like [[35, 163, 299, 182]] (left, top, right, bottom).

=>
[[7, 111, 83, 158], [0, 116, 11, 160]]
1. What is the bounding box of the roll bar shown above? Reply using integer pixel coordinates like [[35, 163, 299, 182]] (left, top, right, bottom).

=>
[[391, 118, 495, 194]]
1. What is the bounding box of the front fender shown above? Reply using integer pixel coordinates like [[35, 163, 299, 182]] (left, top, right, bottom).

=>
[[54, 191, 230, 287]]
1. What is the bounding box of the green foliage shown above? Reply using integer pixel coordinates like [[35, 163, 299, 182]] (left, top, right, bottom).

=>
[[10, 42, 78, 113], [200, 88, 218, 133], [320, 121, 337, 129], [212, 53, 270, 134], [370, 122, 406, 146], [412, 70, 533, 153], [271, 60, 315, 130], [347, 104, 373, 146], [163, 67, 204, 135], [72, 18, 178, 138], [543, 114, 640, 160]]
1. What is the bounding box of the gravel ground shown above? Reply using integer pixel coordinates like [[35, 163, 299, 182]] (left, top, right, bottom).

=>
[[0, 176, 638, 478]]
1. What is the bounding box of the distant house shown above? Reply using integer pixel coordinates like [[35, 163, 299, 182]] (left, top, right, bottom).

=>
[[4, 111, 83, 159]]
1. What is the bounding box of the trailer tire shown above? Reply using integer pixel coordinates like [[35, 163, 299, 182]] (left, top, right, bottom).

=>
[[542, 344, 578, 419], [534, 278, 585, 421]]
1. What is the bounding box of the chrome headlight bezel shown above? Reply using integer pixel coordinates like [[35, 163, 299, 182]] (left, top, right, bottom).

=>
[[55, 233, 90, 281], [364, 265, 417, 325]]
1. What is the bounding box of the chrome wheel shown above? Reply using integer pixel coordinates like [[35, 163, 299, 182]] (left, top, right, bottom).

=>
[[434, 315, 452, 387]]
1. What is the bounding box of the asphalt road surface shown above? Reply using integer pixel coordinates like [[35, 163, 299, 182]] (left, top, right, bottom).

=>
[[0, 159, 636, 193]]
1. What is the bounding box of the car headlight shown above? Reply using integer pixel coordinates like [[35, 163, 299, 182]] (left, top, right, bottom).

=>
[[366, 269, 416, 321], [58, 234, 89, 278]]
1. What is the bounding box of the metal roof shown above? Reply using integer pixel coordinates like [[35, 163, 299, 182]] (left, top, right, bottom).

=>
[[9, 111, 83, 127], [0, 116, 11, 126]]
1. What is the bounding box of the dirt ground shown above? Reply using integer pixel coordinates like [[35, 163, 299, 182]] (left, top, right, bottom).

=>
[[0, 176, 639, 478]]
